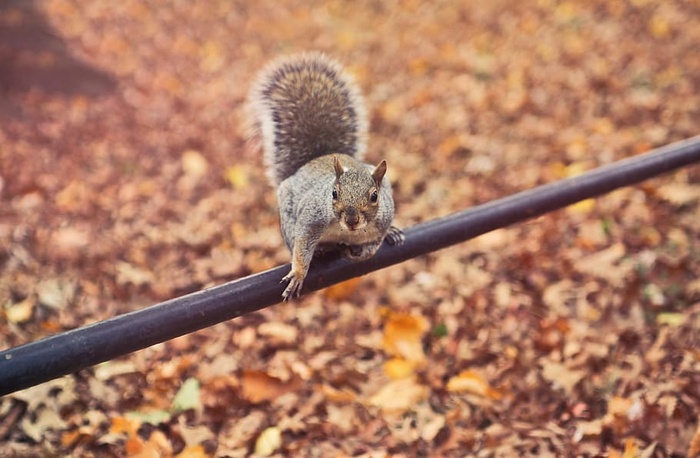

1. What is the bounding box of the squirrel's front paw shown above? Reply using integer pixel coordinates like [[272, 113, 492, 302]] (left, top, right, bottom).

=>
[[281, 269, 305, 301], [385, 226, 405, 246]]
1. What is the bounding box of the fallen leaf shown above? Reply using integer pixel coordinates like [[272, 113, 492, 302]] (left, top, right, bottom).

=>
[[420, 414, 446, 442], [648, 13, 670, 38], [367, 377, 428, 412], [177, 416, 215, 447], [573, 419, 603, 442], [688, 418, 700, 458], [319, 384, 356, 404], [382, 312, 428, 362], [6, 297, 35, 323], [384, 358, 417, 379], [224, 165, 250, 190], [36, 278, 76, 310], [254, 426, 282, 457], [574, 243, 632, 286], [175, 445, 210, 458], [138, 429, 173, 457], [218, 411, 266, 450], [21, 408, 67, 441], [326, 404, 356, 433], [540, 360, 585, 394], [126, 409, 171, 426], [623, 437, 638, 458], [655, 312, 685, 327], [95, 360, 138, 381], [655, 183, 700, 206], [258, 322, 298, 345], [446, 370, 502, 400], [181, 150, 208, 178], [323, 277, 362, 300], [172, 378, 201, 413], [109, 416, 140, 436], [241, 370, 299, 404], [115, 261, 154, 287]]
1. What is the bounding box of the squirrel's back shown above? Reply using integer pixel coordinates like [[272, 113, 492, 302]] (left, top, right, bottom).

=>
[[247, 52, 368, 185]]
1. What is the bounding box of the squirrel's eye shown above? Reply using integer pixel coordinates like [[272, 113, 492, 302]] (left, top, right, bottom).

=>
[[370, 190, 378, 203], [332, 188, 338, 200]]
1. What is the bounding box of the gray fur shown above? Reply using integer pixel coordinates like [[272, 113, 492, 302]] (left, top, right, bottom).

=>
[[247, 53, 403, 300]]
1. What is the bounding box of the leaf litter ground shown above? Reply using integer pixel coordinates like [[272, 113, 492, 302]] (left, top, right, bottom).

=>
[[1, 0, 699, 456]]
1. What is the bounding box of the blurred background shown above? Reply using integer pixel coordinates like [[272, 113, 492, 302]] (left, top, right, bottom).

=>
[[1, 0, 699, 456]]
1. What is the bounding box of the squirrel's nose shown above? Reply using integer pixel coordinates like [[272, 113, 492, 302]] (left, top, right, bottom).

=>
[[345, 209, 360, 229]]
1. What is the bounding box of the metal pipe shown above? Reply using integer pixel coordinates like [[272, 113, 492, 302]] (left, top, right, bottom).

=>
[[1, 135, 699, 396]]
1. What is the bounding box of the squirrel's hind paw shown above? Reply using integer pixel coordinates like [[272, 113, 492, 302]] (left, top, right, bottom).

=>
[[385, 226, 405, 246]]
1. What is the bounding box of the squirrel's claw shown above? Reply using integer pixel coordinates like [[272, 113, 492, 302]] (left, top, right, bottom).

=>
[[281, 270, 304, 301], [385, 226, 405, 246]]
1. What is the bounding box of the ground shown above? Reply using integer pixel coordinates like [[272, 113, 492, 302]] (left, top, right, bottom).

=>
[[1, 0, 699, 456]]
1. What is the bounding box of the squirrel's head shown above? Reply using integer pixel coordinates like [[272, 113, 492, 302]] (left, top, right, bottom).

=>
[[332, 156, 387, 232]]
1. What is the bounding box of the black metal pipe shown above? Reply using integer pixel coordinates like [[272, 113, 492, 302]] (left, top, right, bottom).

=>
[[1, 136, 699, 396]]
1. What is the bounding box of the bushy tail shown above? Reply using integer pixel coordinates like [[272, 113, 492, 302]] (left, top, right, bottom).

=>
[[247, 52, 368, 186]]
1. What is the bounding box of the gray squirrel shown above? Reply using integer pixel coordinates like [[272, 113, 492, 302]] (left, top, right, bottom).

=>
[[247, 52, 404, 300]]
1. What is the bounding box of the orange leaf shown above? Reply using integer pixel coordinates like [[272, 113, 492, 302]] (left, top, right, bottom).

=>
[[319, 384, 356, 404], [110, 416, 140, 436], [623, 438, 638, 458], [382, 312, 428, 362], [241, 370, 299, 404], [446, 370, 502, 400], [61, 430, 84, 447], [323, 277, 362, 300], [125, 436, 144, 455], [176, 444, 210, 458], [383, 358, 417, 379]]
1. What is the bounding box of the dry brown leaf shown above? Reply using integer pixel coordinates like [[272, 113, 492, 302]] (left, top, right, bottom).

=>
[[181, 150, 208, 178], [367, 377, 428, 412], [257, 322, 298, 345], [95, 360, 138, 381], [540, 360, 585, 394], [655, 183, 700, 206], [645, 326, 669, 365], [218, 411, 266, 450], [20, 408, 67, 442], [177, 417, 214, 448], [420, 414, 446, 442], [240, 370, 299, 404], [574, 243, 632, 286], [326, 404, 356, 433], [573, 419, 604, 442], [36, 278, 76, 310], [115, 261, 154, 287], [319, 384, 356, 404], [689, 418, 700, 458]]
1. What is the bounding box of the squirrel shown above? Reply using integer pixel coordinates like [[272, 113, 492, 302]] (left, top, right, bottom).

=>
[[247, 52, 404, 300]]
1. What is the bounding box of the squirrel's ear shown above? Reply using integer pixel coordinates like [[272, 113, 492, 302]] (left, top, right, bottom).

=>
[[372, 160, 387, 185], [333, 156, 344, 180]]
